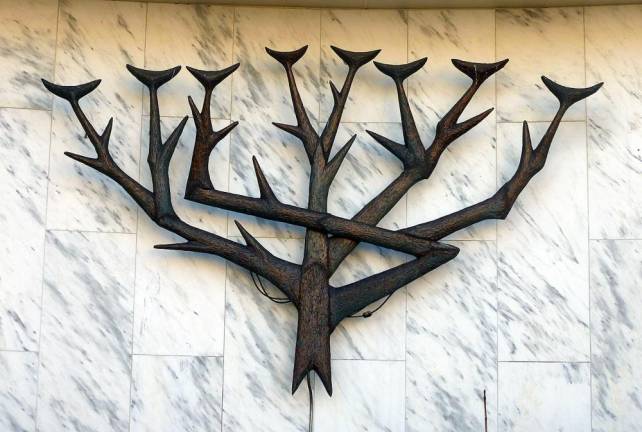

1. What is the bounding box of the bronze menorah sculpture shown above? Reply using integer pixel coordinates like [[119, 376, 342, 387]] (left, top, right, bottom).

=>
[[42, 45, 602, 396]]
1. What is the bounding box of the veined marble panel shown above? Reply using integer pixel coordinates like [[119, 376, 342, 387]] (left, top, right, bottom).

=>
[[313, 360, 405, 432], [590, 240, 642, 431], [0, 0, 57, 109], [37, 231, 136, 432], [327, 122, 406, 231], [227, 119, 309, 238], [497, 121, 589, 361], [0, 351, 38, 432], [0, 109, 50, 351], [222, 237, 310, 432], [134, 117, 229, 356], [407, 9, 497, 241], [585, 5, 642, 239], [47, 0, 145, 232], [496, 8, 586, 122], [406, 241, 497, 432], [130, 355, 224, 432], [330, 243, 408, 361], [320, 9, 407, 123], [229, 7, 320, 238], [232, 7, 320, 125], [145, 4, 235, 119], [498, 362, 591, 431]]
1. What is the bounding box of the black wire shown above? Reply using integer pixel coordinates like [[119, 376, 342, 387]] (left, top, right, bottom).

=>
[[250, 271, 291, 304], [346, 292, 394, 318], [306, 373, 313, 432], [250, 272, 312, 429]]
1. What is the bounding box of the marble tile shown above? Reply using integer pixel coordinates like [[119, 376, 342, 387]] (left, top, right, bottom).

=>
[[0, 0, 57, 109], [47, 0, 145, 232], [0, 109, 50, 351], [407, 9, 497, 240], [328, 122, 405, 231], [590, 240, 642, 432], [330, 243, 408, 361], [47, 108, 141, 233], [498, 362, 591, 431], [221, 237, 311, 432], [134, 117, 229, 356], [228, 7, 320, 238], [320, 9, 407, 123], [497, 121, 589, 361], [130, 355, 224, 432], [585, 5, 642, 239], [227, 119, 309, 238], [0, 351, 38, 432], [313, 360, 405, 432], [406, 241, 497, 432], [145, 4, 235, 119], [496, 8, 586, 122], [232, 7, 320, 124], [37, 231, 136, 432]]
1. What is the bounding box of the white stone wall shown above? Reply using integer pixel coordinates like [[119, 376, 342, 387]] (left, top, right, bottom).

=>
[[0, 1, 640, 431]]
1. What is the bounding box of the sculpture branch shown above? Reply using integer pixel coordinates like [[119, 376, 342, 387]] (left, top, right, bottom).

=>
[[327, 57, 507, 272], [42, 69, 301, 303]]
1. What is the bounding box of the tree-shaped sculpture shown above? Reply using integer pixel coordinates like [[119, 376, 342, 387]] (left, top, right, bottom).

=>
[[42, 45, 602, 396]]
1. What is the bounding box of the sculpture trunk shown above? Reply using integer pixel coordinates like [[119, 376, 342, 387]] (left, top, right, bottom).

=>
[[292, 245, 332, 395], [292, 155, 333, 395]]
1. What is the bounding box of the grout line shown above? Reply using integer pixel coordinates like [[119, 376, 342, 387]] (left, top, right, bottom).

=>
[[0, 106, 53, 113], [582, 8, 594, 432], [132, 353, 225, 359], [220, 8, 238, 432], [127, 3, 149, 431], [403, 10, 409, 431], [497, 360, 591, 364], [494, 8, 500, 429], [497, 119, 587, 125], [0, 348, 39, 354], [45, 227, 137, 235], [34, 2, 61, 430]]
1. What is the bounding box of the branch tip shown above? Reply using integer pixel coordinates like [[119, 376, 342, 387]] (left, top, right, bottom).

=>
[[126, 64, 181, 89], [266, 45, 308, 68], [374, 57, 427, 83], [252, 156, 278, 201], [41, 79, 101, 103], [186, 63, 239, 90], [331, 46, 380, 69], [541, 76, 603, 108], [451, 58, 508, 83]]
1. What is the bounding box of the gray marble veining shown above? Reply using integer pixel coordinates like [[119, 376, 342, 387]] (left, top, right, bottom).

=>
[[145, 3, 235, 119], [0, 351, 38, 432], [37, 231, 136, 432], [407, 9, 497, 241], [130, 355, 224, 432], [134, 117, 229, 356], [496, 8, 586, 122], [0, 0, 57, 110], [406, 241, 497, 432], [0, 109, 50, 352], [590, 240, 642, 432], [47, 0, 145, 233], [586, 5, 642, 239], [497, 122, 589, 362], [498, 362, 591, 431]]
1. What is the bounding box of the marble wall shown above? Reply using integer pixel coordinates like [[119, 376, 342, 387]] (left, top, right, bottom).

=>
[[0, 1, 640, 431]]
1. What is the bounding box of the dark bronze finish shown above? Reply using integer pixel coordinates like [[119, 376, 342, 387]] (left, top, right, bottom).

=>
[[42, 45, 602, 396]]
